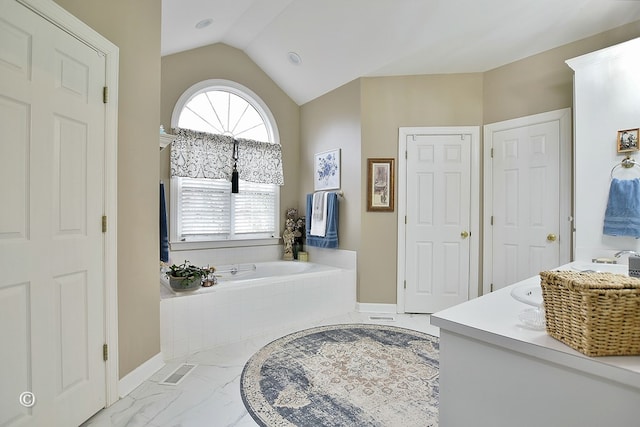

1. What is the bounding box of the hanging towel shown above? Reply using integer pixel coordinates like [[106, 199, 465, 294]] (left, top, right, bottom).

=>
[[306, 192, 339, 248], [603, 178, 640, 238], [160, 181, 169, 262], [310, 191, 328, 237]]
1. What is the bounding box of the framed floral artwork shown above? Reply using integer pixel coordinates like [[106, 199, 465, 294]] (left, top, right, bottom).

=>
[[314, 149, 341, 191], [367, 158, 394, 212]]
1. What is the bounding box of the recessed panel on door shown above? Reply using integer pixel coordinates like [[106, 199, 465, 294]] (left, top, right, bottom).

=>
[[0, 18, 32, 78], [53, 116, 87, 236], [503, 243, 518, 285], [55, 50, 89, 102], [528, 246, 545, 278], [444, 145, 461, 163], [444, 172, 462, 225], [54, 271, 89, 394], [443, 242, 461, 295], [530, 166, 546, 226], [503, 138, 518, 161], [504, 170, 519, 227], [530, 134, 547, 157], [418, 173, 434, 225], [0, 96, 29, 240], [416, 242, 434, 294], [0, 282, 32, 426]]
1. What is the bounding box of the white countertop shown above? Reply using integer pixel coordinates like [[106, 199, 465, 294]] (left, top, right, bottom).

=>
[[431, 262, 640, 389]]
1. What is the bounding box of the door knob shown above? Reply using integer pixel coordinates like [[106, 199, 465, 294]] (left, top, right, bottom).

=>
[[547, 233, 557, 242], [461, 231, 470, 239]]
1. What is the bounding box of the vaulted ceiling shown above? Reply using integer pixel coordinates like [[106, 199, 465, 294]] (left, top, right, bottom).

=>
[[161, 0, 640, 105]]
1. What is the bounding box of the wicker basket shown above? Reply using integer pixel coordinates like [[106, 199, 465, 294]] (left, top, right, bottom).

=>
[[539, 270, 640, 357]]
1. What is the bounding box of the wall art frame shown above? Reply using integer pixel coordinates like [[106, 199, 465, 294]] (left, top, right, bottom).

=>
[[314, 148, 341, 191], [367, 158, 395, 212], [617, 128, 639, 153]]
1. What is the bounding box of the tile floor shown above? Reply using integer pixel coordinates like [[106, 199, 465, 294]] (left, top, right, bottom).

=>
[[83, 312, 439, 427]]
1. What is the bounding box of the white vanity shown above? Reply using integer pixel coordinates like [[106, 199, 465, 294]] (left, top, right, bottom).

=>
[[431, 262, 640, 427]]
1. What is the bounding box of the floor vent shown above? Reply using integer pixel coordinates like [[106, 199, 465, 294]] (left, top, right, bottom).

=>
[[369, 315, 396, 322], [160, 363, 197, 386]]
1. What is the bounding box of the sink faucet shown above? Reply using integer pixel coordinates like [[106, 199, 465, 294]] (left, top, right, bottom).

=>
[[615, 250, 640, 258], [615, 250, 640, 278]]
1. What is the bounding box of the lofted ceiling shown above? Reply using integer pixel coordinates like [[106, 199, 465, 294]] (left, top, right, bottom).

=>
[[161, 0, 640, 105]]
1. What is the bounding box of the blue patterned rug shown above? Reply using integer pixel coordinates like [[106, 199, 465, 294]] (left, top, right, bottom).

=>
[[240, 324, 439, 426]]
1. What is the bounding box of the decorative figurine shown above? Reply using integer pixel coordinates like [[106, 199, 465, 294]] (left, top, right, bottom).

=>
[[282, 217, 296, 260], [283, 208, 306, 260]]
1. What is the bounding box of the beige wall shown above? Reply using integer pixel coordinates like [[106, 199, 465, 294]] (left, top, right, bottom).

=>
[[53, 0, 161, 378], [358, 74, 484, 303], [160, 44, 300, 217], [300, 80, 362, 252], [484, 21, 640, 124], [48, 1, 640, 380]]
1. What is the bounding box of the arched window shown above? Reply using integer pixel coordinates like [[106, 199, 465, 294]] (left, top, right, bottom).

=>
[[170, 80, 280, 246]]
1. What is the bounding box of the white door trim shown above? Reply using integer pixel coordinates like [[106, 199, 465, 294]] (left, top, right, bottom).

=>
[[19, 0, 120, 406], [397, 126, 481, 314], [482, 108, 572, 296]]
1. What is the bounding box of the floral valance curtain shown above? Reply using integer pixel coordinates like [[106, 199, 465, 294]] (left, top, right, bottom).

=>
[[170, 128, 284, 185]]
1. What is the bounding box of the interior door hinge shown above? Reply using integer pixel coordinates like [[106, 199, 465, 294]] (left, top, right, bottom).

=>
[[405, 150, 408, 159], [103, 86, 108, 104], [102, 215, 107, 233], [404, 280, 406, 289], [490, 215, 494, 226], [103, 344, 108, 361], [405, 215, 407, 224], [490, 283, 494, 292], [491, 147, 494, 158]]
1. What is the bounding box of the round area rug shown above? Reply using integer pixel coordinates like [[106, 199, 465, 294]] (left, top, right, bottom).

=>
[[240, 324, 439, 426]]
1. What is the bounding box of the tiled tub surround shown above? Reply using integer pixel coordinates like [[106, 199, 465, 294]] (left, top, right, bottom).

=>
[[160, 250, 357, 360]]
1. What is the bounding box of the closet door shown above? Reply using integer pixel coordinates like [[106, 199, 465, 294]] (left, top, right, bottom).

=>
[[483, 109, 571, 293], [0, 0, 107, 425], [404, 131, 473, 313]]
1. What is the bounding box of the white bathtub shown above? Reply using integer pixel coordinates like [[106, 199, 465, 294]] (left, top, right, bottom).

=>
[[160, 261, 339, 295], [160, 257, 356, 360]]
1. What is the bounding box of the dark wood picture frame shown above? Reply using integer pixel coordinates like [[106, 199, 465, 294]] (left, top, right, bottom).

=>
[[367, 158, 395, 212]]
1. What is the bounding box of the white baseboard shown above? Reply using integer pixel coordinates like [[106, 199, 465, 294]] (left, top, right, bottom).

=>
[[118, 353, 165, 398], [356, 302, 397, 314]]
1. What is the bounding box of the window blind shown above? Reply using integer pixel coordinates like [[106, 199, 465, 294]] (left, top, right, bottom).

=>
[[234, 182, 277, 235], [177, 177, 276, 240], [179, 178, 231, 237]]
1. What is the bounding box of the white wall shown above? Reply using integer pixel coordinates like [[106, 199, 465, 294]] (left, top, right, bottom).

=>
[[569, 37, 640, 262]]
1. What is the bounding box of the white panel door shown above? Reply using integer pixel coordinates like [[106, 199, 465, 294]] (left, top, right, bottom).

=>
[[0, 1, 106, 425], [491, 121, 560, 290], [405, 133, 471, 313]]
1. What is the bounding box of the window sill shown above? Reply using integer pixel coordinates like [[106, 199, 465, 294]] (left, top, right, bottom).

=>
[[169, 237, 280, 252]]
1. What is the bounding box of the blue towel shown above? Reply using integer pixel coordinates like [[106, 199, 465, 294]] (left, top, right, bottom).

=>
[[160, 181, 169, 262], [306, 192, 339, 248], [603, 178, 640, 238]]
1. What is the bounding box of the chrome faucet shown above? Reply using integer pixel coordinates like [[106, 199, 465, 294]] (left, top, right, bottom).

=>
[[614, 250, 640, 258]]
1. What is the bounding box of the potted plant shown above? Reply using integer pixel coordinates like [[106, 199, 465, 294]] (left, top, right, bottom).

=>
[[166, 260, 208, 292]]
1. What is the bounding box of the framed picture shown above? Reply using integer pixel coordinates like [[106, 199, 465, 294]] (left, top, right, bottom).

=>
[[314, 149, 341, 190], [617, 128, 639, 153], [367, 158, 395, 212]]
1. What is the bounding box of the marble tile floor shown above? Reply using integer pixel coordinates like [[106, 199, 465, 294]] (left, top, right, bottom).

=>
[[83, 312, 439, 427]]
